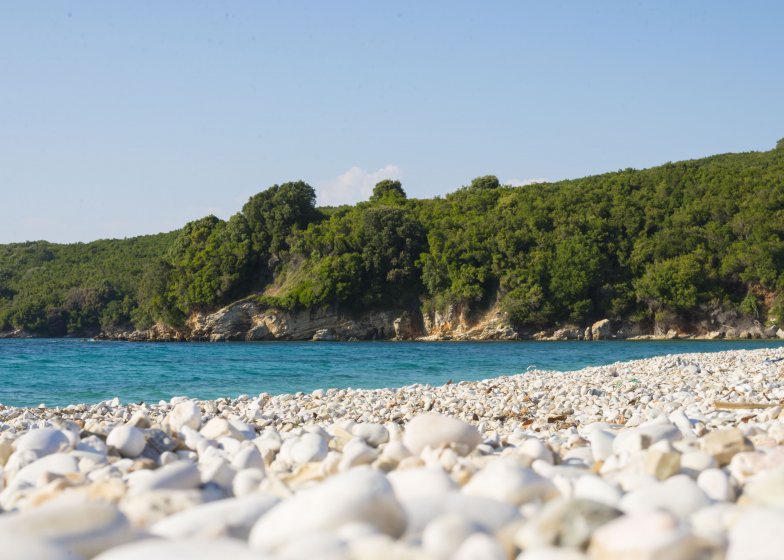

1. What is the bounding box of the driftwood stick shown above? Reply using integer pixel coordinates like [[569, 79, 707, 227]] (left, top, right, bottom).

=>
[[713, 400, 782, 410]]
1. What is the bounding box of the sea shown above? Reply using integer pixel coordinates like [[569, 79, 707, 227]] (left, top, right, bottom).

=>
[[0, 339, 782, 407]]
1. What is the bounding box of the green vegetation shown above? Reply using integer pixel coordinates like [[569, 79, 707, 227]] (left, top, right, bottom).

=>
[[2, 140, 784, 336]]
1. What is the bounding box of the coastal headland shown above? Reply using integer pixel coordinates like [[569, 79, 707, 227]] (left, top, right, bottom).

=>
[[0, 347, 782, 558]]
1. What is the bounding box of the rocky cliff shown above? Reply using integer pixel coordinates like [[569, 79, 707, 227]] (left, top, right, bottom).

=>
[[88, 301, 784, 343]]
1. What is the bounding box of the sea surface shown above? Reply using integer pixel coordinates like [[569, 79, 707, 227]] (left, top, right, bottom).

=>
[[0, 339, 782, 407]]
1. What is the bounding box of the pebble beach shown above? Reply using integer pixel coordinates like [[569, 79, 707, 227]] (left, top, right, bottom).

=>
[[1, 347, 783, 559]]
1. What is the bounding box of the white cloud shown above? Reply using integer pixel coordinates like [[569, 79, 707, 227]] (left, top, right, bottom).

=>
[[316, 164, 402, 206], [505, 177, 548, 187]]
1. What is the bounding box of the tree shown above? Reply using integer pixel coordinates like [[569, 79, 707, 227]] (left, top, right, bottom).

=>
[[370, 180, 406, 204]]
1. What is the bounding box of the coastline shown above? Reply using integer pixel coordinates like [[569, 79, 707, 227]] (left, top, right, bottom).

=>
[[0, 347, 782, 557]]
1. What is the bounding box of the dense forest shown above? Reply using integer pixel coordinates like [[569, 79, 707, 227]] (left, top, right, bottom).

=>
[[2, 140, 783, 337]]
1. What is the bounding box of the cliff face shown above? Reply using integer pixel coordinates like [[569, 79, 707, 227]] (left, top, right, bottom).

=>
[[100, 300, 519, 342], [95, 301, 784, 342]]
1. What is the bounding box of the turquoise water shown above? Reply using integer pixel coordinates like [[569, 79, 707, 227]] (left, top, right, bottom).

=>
[[0, 339, 781, 407]]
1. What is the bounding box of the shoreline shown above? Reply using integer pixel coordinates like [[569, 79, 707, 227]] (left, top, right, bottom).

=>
[[0, 347, 782, 558]]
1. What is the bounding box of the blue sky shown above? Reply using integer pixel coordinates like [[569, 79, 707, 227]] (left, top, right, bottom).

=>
[[1, 1, 782, 243]]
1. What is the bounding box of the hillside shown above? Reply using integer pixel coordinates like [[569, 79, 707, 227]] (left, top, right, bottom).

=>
[[2, 140, 784, 339]]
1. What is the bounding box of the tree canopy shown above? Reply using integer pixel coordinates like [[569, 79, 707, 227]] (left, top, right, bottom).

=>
[[2, 142, 784, 336]]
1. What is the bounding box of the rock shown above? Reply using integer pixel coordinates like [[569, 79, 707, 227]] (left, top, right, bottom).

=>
[[14, 428, 70, 457], [403, 414, 482, 456], [679, 450, 717, 477], [517, 548, 588, 560], [129, 460, 201, 494], [726, 507, 784, 560], [352, 423, 390, 447], [93, 538, 265, 560], [462, 458, 555, 505], [151, 494, 280, 539], [340, 438, 378, 470], [107, 425, 146, 458], [422, 514, 480, 559], [312, 329, 336, 341], [290, 433, 328, 465], [515, 498, 621, 550], [233, 468, 265, 497], [573, 475, 623, 507], [167, 401, 202, 432], [0, 500, 135, 558], [13, 452, 79, 484], [0, 538, 81, 560], [453, 533, 506, 560], [740, 464, 784, 507], [589, 511, 698, 560], [619, 475, 709, 519], [591, 319, 612, 340], [643, 450, 681, 480], [588, 429, 615, 462], [201, 418, 249, 441], [231, 445, 265, 470], [697, 468, 735, 501], [248, 466, 406, 552], [701, 428, 749, 465], [277, 532, 349, 559]]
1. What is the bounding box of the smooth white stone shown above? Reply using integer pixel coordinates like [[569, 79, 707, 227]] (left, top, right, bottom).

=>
[[290, 433, 328, 465], [515, 497, 621, 550], [340, 438, 378, 471], [93, 538, 266, 560], [232, 468, 265, 497], [276, 532, 349, 560], [106, 425, 146, 458], [516, 547, 588, 560], [352, 423, 390, 447], [518, 438, 555, 464], [697, 468, 735, 501], [380, 440, 412, 464], [0, 538, 81, 560], [201, 418, 249, 441], [589, 429, 615, 462], [463, 458, 555, 505], [679, 450, 717, 477], [151, 493, 279, 540], [388, 467, 457, 502], [573, 475, 623, 507], [199, 456, 236, 490], [231, 446, 264, 470], [0, 500, 134, 558], [726, 507, 784, 560], [168, 401, 202, 432], [129, 460, 201, 494], [14, 428, 70, 457], [589, 511, 697, 560], [454, 533, 506, 560], [14, 452, 79, 484], [689, 503, 735, 550], [619, 474, 709, 519], [248, 466, 406, 552], [422, 514, 479, 559], [403, 413, 482, 456], [740, 464, 784, 507]]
